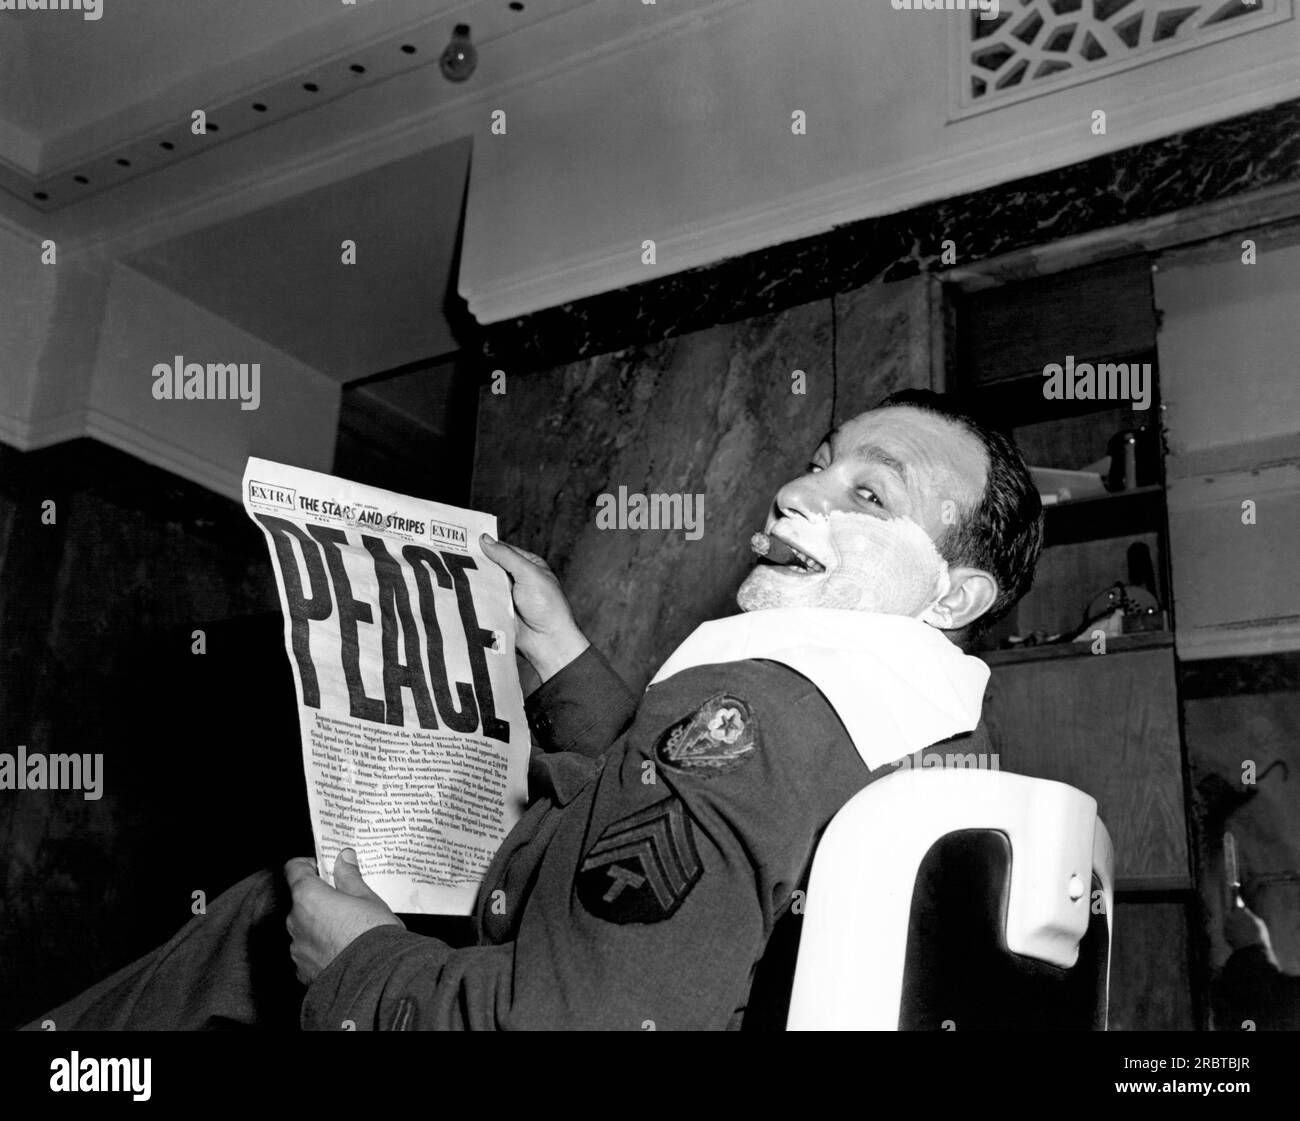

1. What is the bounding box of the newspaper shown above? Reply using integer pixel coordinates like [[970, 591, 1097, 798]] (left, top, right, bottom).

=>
[[242, 458, 529, 915]]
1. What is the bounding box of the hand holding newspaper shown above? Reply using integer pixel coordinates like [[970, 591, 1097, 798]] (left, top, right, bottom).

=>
[[242, 458, 529, 915]]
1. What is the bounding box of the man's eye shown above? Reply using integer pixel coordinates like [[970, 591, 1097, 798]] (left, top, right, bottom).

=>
[[858, 488, 882, 506], [806, 462, 825, 475]]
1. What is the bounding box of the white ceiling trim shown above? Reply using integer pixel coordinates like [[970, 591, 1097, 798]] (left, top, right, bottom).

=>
[[35, 0, 479, 169], [83, 405, 246, 500], [0, 119, 41, 176], [0, 205, 44, 242], [1, 406, 88, 452]]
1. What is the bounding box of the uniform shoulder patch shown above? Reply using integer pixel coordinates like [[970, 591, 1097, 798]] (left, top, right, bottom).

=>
[[576, 796, 703, 924], [655, 693, 758, 777]]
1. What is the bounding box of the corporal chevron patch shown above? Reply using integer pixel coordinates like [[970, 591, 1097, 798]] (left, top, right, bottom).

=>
[[655, 693, 757, 777], [576, 797, 703, 924]]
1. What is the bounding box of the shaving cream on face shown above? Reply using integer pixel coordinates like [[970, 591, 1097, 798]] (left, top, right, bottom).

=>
[[738, 511, 950, 619]]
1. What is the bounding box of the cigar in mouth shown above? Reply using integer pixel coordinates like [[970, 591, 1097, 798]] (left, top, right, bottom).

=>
[[750, 532, 797, 565]]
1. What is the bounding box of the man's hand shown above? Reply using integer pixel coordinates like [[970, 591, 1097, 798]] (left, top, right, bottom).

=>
[[1225, 900, 1280, 966], [285, 850, 404, 985], [480, 534, 590, 683]]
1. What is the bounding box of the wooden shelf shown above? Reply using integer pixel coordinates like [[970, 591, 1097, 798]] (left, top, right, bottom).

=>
[[1043, 484, 1165, 547], [977, 630, 1174, 666], [954, 263, 1200, 1022]]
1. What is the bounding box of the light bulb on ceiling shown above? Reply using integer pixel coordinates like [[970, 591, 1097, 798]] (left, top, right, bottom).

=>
[[440, 24, 477, 83]]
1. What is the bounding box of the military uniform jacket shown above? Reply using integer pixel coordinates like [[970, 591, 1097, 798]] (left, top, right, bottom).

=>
[[300, 645, 901, 1030]]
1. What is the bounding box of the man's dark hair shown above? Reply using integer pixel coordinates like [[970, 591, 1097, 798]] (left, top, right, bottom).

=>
[[877, 388, 1043, 634]]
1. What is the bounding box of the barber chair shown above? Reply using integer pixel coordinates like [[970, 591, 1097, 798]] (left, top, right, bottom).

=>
[[786, 769, 1114, 1030]]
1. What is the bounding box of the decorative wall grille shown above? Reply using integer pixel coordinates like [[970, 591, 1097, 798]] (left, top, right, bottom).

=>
[[952, 0, 1293, 116]]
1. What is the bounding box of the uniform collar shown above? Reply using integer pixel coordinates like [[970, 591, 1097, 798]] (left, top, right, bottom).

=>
[[648, 608, 989, 770]]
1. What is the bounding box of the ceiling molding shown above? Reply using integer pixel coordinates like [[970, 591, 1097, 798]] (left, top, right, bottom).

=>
[[0, 406, 88, 453], [34, 0, 486, 172], [9, 0, 748, 246], [83, 406, 245, 501], [0, 206, 43, 243], [0, 413, 31, 450], [68, 86, 476, 260], [0, 121, 41, 177], [10, 6, 483, 212], [12, 7, 501, 213]]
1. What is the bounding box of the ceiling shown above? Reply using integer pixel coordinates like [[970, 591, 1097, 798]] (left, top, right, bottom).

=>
[[0, 0, 745, 388], [0, 0, 348, 143], [125, 138, 472, 383], [0, 0, 606, 386], [0, 0, 601, 177]]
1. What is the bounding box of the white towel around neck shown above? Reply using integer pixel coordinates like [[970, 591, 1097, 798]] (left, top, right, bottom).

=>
[[648, 607, 990, 771]]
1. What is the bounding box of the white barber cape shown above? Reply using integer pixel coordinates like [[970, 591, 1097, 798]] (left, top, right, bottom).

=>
[[648, 607, 990, 771]]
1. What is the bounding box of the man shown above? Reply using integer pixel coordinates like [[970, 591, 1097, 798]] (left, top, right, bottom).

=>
[[1213, 883, 1300, 1031], [25, 389, 1042, 1030]]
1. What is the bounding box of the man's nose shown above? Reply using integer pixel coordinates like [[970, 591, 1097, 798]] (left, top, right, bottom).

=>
[[773, 475, 838, 520]]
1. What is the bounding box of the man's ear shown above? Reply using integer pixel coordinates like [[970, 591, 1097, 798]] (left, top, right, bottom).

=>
[[921, 565, 998, 632]]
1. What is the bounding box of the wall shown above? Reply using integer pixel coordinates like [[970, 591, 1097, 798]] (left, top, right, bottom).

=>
[[0, 439, 313, 1029], [471, 276, 941, 691]]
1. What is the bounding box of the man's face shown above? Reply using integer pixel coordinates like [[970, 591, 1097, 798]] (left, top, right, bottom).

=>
[[737, 406, 989, 614]]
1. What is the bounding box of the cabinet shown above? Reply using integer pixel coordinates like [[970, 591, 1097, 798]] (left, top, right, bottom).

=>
[[951, 257, 1198, 1026], [981, 647, 1187, 888]]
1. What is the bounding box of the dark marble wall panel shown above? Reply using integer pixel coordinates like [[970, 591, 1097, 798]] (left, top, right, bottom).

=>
[[474, 298, 833, 691], [832, 276, 944, 421], [473, 277, 943, 691], [0, 441, 283, 1028]]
